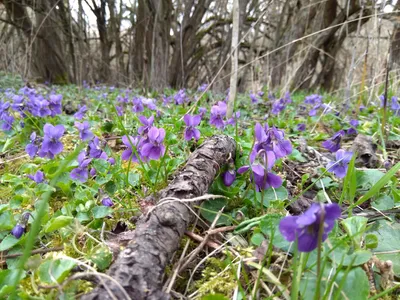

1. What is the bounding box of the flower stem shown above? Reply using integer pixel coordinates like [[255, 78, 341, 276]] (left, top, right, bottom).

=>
[[314, 205, 326, 300], [291, 242, 304, 300]]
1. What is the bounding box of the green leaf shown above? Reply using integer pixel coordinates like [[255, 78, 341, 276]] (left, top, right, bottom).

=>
[[353, 162, 400, 208], [93, 159, 109, 174], [251, 232, 265, 246], [105, 181, 117, 195], [0, 235, 20, 251], [87, 245, 112, 270], [0, 204, 9, 213], [201, 294, 230, 300], [259, 214, 291, 251], [372, 194, 394, 210], [331, 246, 372, 266], [91, 206, 113, 219], [367, 220, 400, 275], [44, 216, 74, 233], [35, 183, 56, 194], [289, 149, 307, 162], [101, 121, 114, 133], [247, 186, 288, 208], [341, 216, 367, 249], [393, 187, 400, 203], [315, 177, 338, 189], [38, 258, 76, 283], [0, 269, 26, 297], [200, 198, 231, 226], [365, 233, 378, 249], [300, 266, 369, 300], [128, 172, 139, 187], [0, 211, 15, 230]]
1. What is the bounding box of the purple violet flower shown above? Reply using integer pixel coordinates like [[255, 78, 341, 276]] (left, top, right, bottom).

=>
[[27, 170, 45, 183], [132, 97, 144, 113], [271, 98, 286, 115], [162, 95, 172, 106], [237, 164, 282, 192], [141, 127, 166, 160], [346, 127, 357, 135], [89, 137, 108, 159], [304, 94, 323, 116], [174, 89, 188, 105], [70, 151, 92, 182], [326, 149, 353, 178], [74, 105, 87, 120], [40, 124, 65, 158], [184, 114, 201, 141], [75, 121, 94, 141], [101, 197, 114, 207], [226, 111, 241, 126], [142, 98, 157, 110], [26, 132, 40, 158], [322, 130, 344, 153], [48, 94, 62, 116], [251, 123, 292, 167], [349, 119, 359, 127], [198, 107, 207, 118], [11, 224, 25, 239], [391, 96, 400, 115], [210, 101, 227, 129], [222, 170, 236, 187], [89, 167, 97, 177], [198, 83, 208, 92], [279, 202, 341, 252], [138, 115, 154, 136], [296, 123, 306, 131], [116, 105, 124, 116], [250, 93, 259, 104], [1, 113, 14, 131], [121, 135, 141, 162]]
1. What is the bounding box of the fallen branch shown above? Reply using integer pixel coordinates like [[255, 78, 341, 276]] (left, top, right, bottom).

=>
[[82, 135, 236, 300]]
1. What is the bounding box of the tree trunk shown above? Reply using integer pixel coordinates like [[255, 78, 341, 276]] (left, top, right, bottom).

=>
[[227, 0, 239, 118], [82, 135, 236, 300], [290, 0, 369, 90], [2, 0, 70, 84], [169, 0, 212, 88], [134, 0, 172, 90]]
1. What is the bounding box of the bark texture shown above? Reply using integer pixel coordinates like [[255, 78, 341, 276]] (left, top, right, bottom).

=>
[[82, 135, 236, 300]]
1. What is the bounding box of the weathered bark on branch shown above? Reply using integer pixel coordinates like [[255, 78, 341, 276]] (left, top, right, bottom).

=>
[[82, 135, 236, 300]]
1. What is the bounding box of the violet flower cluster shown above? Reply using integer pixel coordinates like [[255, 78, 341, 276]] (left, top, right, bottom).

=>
[[26, 124, 65, 159], [380, 95, 400, 115], [183, 114, 201, 141], [346, 119, 359, 135], [279, 202, 341, 252], [70, 150, 93, 182], [322, 130, 345, 153], [209, 101, 240, 129], [27, 170, 45, 183], [1, 88, 63, 131], [236, 123, 293, 191], [132, 96, 157, 113], [271, 91, 292, 115], [303, 94, 330, 116], [174, 89, 189, 105], [326, 149, 353, 178], [121, 114, 166, 162]]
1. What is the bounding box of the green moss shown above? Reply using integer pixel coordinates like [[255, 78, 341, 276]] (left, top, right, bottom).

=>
[[194, 257, 236, 297]]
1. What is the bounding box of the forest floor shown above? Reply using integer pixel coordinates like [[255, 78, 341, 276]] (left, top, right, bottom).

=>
[[0, 78, 400, 299]]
